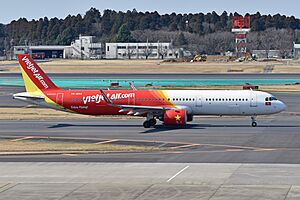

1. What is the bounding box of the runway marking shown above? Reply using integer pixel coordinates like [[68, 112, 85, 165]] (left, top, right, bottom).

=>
[[10, 136, 48, 142], [196, 143, 258, 150], [0, 183, 18, 193], [62, 154, 79, 157], [170, 144, 200, 149], [10, 136, 34, 142], [225, 149, 244, 152], [94, 139, 118, 145], [254, 148, 276, 151], [167, 165, 189, 182]]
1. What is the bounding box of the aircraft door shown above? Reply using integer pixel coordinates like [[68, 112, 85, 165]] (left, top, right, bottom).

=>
[[250, 91, 257, 107], [56, 93, 64, 106], [128, 96, 135, 105], [196, 96, 202, 107]]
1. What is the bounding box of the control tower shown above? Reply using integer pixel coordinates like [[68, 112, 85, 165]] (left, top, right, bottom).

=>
[[232, 16, 251, 57]]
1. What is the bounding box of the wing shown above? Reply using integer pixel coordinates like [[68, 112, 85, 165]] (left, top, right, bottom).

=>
[[117, 104, 175, 115], [99, 90, 175, 116]]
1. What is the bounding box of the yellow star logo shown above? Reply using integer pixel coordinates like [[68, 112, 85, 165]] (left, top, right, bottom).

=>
[[175, 114, 181, 121]]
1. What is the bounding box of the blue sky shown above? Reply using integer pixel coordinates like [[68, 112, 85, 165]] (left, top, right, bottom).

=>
[[1, 0, 299, 24]]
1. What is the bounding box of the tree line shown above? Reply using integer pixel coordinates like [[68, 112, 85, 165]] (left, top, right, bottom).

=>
[[0, 8, 300, 56]]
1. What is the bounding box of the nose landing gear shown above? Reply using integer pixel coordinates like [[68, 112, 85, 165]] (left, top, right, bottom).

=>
[[251, 116, 257, 127]]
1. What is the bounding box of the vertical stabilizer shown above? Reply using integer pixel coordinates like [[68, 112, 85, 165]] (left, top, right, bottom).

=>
[[18, 54, 58, 93]]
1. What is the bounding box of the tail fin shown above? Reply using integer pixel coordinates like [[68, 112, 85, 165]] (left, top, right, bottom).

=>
[[18, 54, 58, 93]]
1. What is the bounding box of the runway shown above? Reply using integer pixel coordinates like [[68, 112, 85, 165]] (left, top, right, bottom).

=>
[[0, 114, 300, 163], [1, 85, 300, 163]]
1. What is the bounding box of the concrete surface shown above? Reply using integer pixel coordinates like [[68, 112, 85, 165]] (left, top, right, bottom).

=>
[[0, 163, 299, 199]]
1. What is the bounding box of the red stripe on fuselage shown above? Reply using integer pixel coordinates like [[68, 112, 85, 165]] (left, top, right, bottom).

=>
[[43, 90, 173, 115]]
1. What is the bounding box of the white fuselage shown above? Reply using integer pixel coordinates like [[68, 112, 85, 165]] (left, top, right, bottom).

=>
[[165, 90, 286, 116]]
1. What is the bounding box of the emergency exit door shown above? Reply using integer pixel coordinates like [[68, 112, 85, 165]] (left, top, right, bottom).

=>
[[56, 93, 64, 106]]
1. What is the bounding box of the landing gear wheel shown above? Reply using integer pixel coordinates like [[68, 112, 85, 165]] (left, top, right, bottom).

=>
[[251, 121, 257, 127], [143, 121, 151, 128], [149, 119, 157, 126]]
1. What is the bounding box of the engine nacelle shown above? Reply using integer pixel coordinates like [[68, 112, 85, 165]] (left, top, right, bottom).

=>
[[164, 109, 187, 126]]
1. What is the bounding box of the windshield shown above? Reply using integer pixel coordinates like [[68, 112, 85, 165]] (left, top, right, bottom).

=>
[[265, 97, 277, 101]]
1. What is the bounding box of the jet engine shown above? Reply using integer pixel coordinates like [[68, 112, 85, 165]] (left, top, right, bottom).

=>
[[164, 109, 187, 126]]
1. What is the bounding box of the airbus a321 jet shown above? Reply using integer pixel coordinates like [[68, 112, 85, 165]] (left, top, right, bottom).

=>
[[13, 54, 286, 128]]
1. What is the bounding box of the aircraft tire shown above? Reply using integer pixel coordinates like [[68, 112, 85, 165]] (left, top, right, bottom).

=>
[[149, 119, 157, 126], [143, 121, 151, 128], [251, 122, 257, 127]]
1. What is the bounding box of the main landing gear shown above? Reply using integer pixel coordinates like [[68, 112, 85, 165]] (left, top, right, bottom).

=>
[[251, 116, 257, 127], [143, 118, 157, 128]]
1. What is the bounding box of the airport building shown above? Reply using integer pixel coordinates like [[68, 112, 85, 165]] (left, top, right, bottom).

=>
[[13, 35, 103, 59], [252, 50, 281, 58], [13, 45, 66, 59], [294, 43, 300, 59], [105, 42, 181, 59], [64, 36, 103, 59], [13, 37, 184, 60]]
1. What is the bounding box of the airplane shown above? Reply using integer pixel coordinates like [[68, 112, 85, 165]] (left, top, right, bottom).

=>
[[13, 54, 286, 128]]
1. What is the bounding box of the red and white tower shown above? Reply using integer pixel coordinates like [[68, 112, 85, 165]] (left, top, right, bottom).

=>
[[232, 16, 251, 57]]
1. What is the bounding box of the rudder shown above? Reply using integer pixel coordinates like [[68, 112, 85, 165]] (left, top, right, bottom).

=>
[[18, 54, 58, 93]]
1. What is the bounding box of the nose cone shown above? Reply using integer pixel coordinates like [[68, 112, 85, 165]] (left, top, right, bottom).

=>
[[278, 101, 287, 112]]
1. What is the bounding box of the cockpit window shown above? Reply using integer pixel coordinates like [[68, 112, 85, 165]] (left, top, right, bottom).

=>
[[265, 97, 277, 101]]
